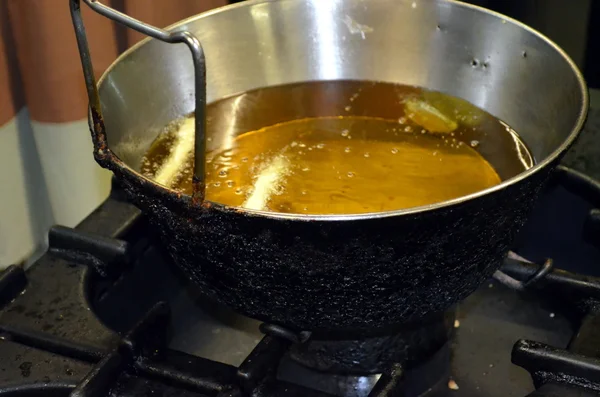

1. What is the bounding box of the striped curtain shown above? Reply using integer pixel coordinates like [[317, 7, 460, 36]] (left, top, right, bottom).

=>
[[0, 0, 227, 268]]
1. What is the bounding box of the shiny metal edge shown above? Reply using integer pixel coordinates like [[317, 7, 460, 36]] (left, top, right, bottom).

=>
[[95, 0, 590, 222]]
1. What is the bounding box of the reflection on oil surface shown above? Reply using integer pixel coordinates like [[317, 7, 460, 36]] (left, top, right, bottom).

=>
[[141, 81, 533, 214]]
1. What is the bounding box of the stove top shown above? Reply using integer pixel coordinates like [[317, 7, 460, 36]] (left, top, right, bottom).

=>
[[2, 166, 600, 396]]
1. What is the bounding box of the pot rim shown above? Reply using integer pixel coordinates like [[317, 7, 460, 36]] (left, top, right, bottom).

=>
[[96, 0, 589, 222]]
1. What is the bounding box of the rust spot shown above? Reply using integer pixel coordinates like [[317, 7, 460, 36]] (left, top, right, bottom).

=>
[[191, 176, 206, 207], [90, 106, 108, 143]]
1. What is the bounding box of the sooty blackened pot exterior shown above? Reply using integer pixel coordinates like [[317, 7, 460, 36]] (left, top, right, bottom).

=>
[[72, 0, 588, 332], [109, 157, 554, 331]]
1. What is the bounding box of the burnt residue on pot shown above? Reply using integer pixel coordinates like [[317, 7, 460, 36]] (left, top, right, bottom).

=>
[[289, 311, 456, 373], [104, 155, 555, 332]]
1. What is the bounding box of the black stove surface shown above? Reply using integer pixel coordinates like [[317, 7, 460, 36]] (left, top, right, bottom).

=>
[[2, 166, 600, 397]]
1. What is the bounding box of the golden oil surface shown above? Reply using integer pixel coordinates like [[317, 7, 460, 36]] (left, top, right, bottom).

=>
[[141, 81, 533, 214]]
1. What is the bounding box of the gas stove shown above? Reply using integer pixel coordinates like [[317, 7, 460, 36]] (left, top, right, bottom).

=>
[[2, 166, 600, 397]]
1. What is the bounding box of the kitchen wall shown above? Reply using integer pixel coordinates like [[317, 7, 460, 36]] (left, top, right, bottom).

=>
[[0, 110, 111, 269], [0, 0, 226, 270]]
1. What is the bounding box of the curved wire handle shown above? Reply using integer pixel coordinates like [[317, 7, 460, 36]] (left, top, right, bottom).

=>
[[69, 0, 207, 203]]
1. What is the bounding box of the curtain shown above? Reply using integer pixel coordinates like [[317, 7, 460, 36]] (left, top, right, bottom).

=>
[[0, 0, 227, 268]]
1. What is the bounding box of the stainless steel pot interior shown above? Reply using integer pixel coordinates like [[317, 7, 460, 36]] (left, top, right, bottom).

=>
[[98, 0, 588, 219]]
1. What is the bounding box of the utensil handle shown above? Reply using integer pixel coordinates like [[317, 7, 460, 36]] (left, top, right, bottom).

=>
[[69, 0, 207, 204]]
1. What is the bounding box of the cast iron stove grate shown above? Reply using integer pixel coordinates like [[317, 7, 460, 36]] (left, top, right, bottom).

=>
[[2, 167, 600, 396]]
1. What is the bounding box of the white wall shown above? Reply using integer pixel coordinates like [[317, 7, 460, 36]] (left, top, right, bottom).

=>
[[0, 110, 111, 269]]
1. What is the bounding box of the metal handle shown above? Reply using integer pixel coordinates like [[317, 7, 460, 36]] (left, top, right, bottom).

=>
[[69, 0, 207, 204]]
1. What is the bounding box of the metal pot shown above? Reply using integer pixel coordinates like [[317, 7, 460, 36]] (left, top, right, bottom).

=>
[[70, 0, 588, 332]]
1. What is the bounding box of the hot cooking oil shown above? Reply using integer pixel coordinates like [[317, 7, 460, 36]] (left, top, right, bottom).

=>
[[140, 81, 533, 214]]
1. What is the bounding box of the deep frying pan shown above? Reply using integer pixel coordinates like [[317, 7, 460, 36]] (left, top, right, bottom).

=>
[[70, 0, 588, 332]]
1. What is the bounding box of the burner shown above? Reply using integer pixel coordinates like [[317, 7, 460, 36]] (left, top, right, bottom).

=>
[[287, 312, 454, 374], [279, 341, 451, 397], [1, 167, 600, 396]]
